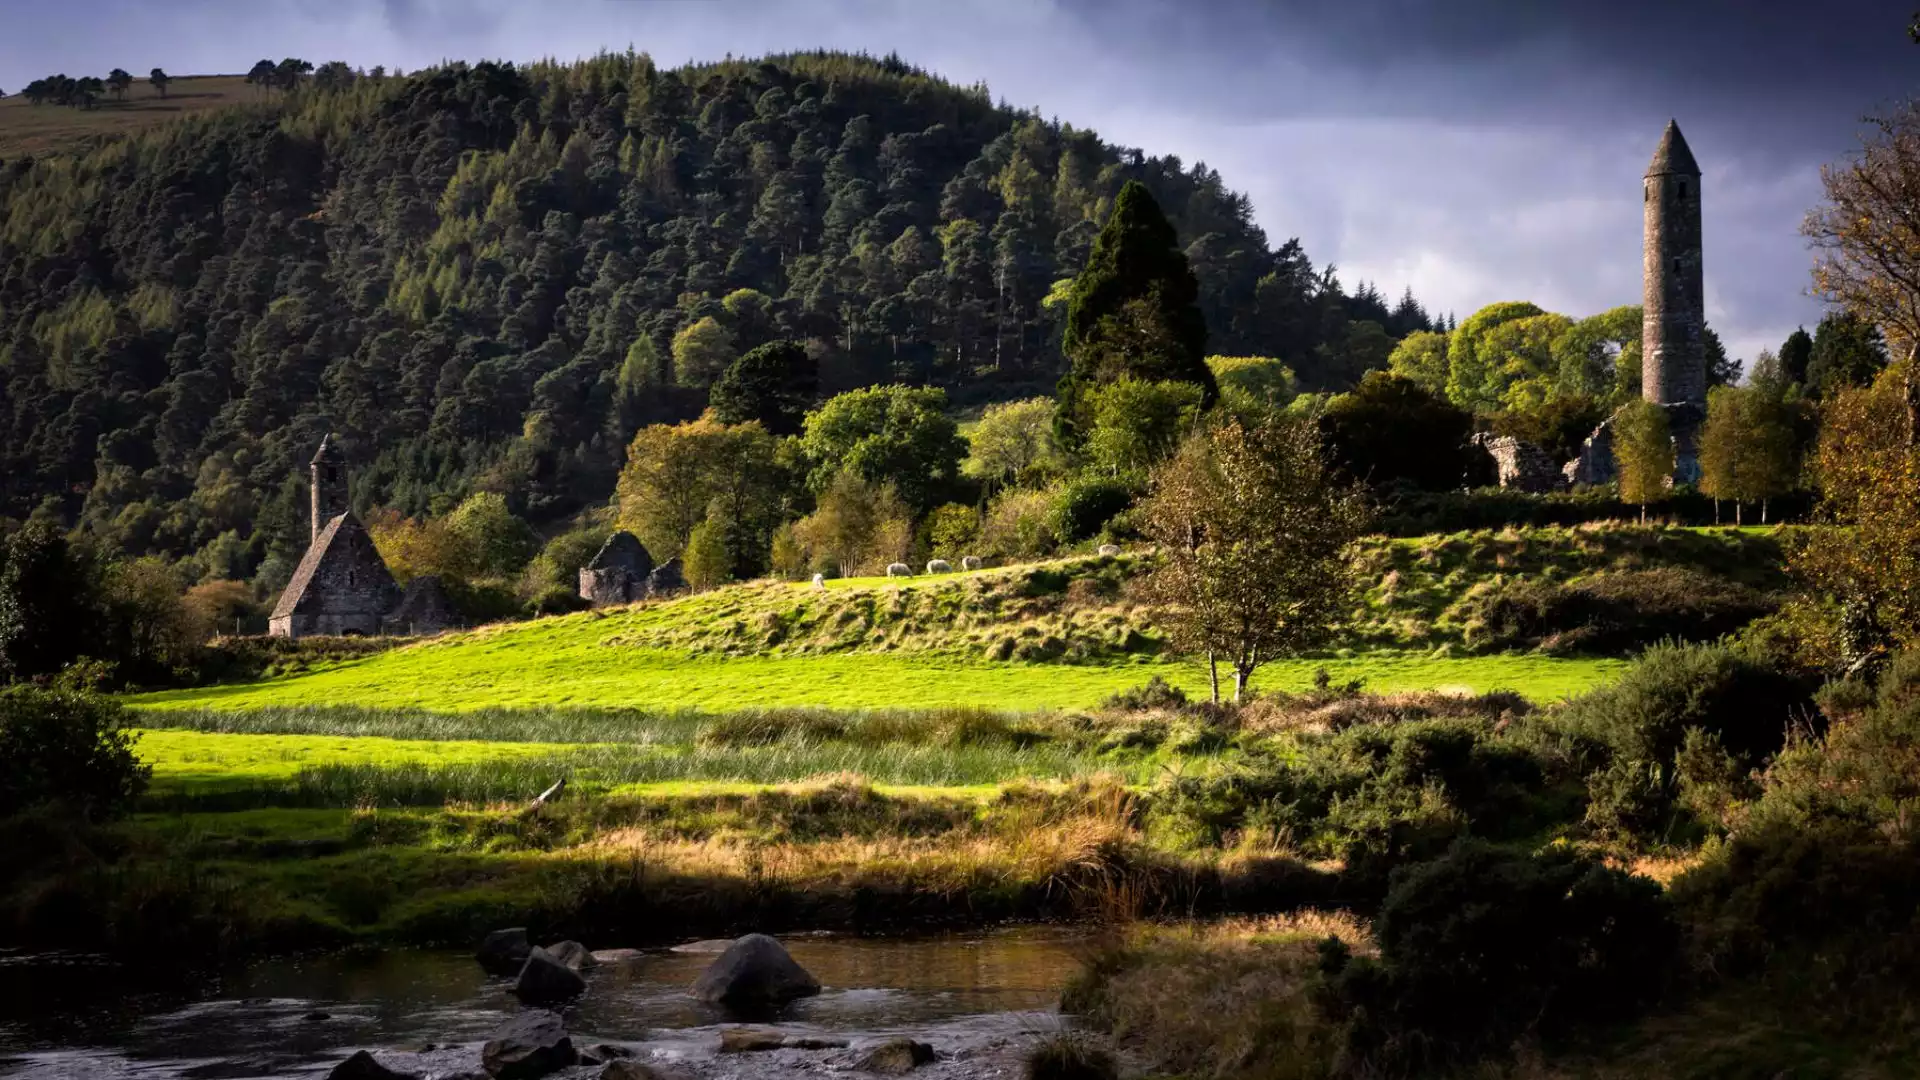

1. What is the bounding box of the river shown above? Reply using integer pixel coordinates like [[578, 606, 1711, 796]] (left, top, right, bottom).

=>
[[0, 927, 1090, 1078]]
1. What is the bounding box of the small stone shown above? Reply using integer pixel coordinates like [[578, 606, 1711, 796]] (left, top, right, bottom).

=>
[[515, 946, 587, 1005], [477, 928, 532, 976], [1097, 544, 1121, 557], [327, 1050, 420, 1080], [718, 1027, 788, 1053], [544, 940, 594, 971], [690, 934, 821, 1009], [855, 1038, 937, 1074]]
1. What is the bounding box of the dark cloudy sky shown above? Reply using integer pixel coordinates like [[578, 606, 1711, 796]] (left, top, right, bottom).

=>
[[2, 0, 1915, 365]]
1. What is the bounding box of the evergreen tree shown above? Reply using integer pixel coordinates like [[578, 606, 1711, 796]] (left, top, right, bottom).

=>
[[708, 340, 818, 436], [1055, 181, 1216, 449], [1779, 327, 1814, 387], [1807, 311, 1890, 397]]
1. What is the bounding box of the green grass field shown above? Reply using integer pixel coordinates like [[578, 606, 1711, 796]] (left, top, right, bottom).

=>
[[133, 647, 1621, 713]]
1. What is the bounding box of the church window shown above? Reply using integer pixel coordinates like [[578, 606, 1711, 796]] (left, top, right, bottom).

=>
[[346, 570, 356, 587], [1673, 258, 1682, 274], [1677, 180, 1687, 198]]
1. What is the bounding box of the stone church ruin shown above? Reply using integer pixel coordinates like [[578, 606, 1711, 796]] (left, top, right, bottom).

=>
[[268, 436, 458, 640]]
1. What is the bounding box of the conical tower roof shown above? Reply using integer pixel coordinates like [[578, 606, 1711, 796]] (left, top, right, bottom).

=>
[[311, 433, 344, 465], [1646, 119, 1700, 178]]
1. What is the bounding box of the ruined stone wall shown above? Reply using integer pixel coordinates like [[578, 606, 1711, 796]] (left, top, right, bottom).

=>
[[1472, 434, 1564, 493]]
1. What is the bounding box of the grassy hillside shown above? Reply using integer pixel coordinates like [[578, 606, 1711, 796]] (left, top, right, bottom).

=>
[[0, 76, 260, 158]]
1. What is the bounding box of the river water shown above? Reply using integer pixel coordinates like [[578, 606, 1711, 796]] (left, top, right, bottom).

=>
[[0, 928, 1090, 1078]]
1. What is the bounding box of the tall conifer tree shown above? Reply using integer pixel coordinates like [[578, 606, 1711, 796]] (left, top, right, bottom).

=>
[[1056, 181, 1215, 448]]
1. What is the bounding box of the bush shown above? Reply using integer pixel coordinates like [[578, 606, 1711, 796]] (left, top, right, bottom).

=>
[[982, 487, 1059, 560], [1551, 640, 1811, 844], [0, 687, 151, 819], [524, 586, 590, 617], [1049, 477, 1133, 545], [1459, 567, 1778, 654], [1318, 841, 1678, 1071]]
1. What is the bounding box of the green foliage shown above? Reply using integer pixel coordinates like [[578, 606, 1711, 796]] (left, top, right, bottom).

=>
[[707, 340, 817, 435], [443, 493, 537, 579], [1699, 383, 1801, 517], [1319, 842, 1678, 1071], [800, 385, 965, 510], [1613, 398, 1675, 512], [1458, 567, 1778, 655], [923, 503, 982, 561], [1552, 640, 1809, 843], [682, 516, 734, 589], [672, 316, 738, 388], [1486, 393, 1606, 466], [1206, 355, 1296, 420], [1082, 377, 1205, 485], [1806, 310, 1890, 397], [1444, 301, 1546, 410], [981, 488, 1060, 560], [0, 687, 150, 818], [1319, 371, 1475, 491], [962, 398, 1061, 489], [1385, 330, 1449, 395], [1049, 477, 1133, 544], [1552, 305, 1643, 400], [0, 520, 108, 679], [1056, 181, 1218, 447]]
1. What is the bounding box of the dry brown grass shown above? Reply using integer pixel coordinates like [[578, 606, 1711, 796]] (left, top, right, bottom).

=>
[[1067, 912, 1373, 1080], [0, 76, 263, 158]]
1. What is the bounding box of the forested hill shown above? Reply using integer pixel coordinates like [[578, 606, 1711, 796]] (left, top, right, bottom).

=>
[[0, 51, 1430, 576]]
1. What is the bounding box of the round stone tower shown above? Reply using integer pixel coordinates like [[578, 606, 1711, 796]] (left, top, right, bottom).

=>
[[310, 434, 349, 542], [1642, 119, 1705, 409]]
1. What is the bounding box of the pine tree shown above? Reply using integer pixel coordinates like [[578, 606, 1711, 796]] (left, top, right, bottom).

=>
[[709, 340, 818, 435], [1055, 181, 1215, 449]]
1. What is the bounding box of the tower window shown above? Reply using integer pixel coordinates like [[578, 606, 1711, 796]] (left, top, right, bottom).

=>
[[1673, 258, 1683, 274], [1677, 180, 1687, 198]]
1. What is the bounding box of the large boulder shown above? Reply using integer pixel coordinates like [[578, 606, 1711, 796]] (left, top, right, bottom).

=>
[[477, 928, 532, 976], [690, 934, 822, 1009], [327, 1050, 420, 1080], [718, 1027, 788, 1053], [544, 940, 594, 972], [481, 1010, 576, 1079], [856, 1038, 936, 1074], [515, 947, 587, 1005]]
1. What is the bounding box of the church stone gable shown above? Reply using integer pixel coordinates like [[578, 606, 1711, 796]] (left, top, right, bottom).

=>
[[269, 513, 402, 637]]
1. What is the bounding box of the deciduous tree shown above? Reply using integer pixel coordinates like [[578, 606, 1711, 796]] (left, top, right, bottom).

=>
[[1804, 104, 1920, 362], [800, 385, 965, 510], [1140, 416, 1369, 702], [708, 339, 817, 435], [962, 397, 1060, 490], [1612, 400, 1675, 522]]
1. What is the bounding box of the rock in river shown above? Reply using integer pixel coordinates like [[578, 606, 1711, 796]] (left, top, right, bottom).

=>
[[328, 1050, 420, 1080], [481, 1010, 576, 1079], [477, 928, 533, 976], [544, 940, 594, 972], [690, 934, 821, 1009], [856, 1038, 937, 1074], [515, 946, 587, 1005], [718, 1027, 789, 1053], [601, 1062, 692, 1080]]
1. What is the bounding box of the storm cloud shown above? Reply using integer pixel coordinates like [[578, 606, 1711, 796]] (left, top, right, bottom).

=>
[[3, 0, 1914, 364]]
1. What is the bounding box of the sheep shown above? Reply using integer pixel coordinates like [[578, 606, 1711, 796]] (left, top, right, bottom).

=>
[[926, 559, 953, 574], [961, 555, 983, 571], [1098, 544, 1122, 557], [811, 573, 826, 591], [886, 563, 912, 577]]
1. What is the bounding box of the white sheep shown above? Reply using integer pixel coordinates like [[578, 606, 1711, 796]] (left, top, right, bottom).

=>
[[886, 563, 912, 577], [1098, 544, 1122, 557], [961, 555, 983, 571], [811, 573, 826, 591], [926, 559, 953, 574]]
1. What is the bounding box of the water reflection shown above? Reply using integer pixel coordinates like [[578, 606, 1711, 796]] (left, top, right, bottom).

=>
[[0, 928, 1084, 1079]]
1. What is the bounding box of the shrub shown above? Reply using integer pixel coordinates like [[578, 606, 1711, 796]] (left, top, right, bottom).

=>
[[1459, 567, 1777, 654], [1023, 1032, 1118, 1080], [1049, 477, 1133, 545], [982, 487, 1059, 560], [0, 687, 151, 819], [1551, 640, 1811, 844], [524, 586, 589, 617], [923, 502, 982, 561], [1318, 841, 1678, 1071]]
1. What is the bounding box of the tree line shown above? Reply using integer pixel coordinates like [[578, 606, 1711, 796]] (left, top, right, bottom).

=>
[[0, 49, 1433, 602]]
